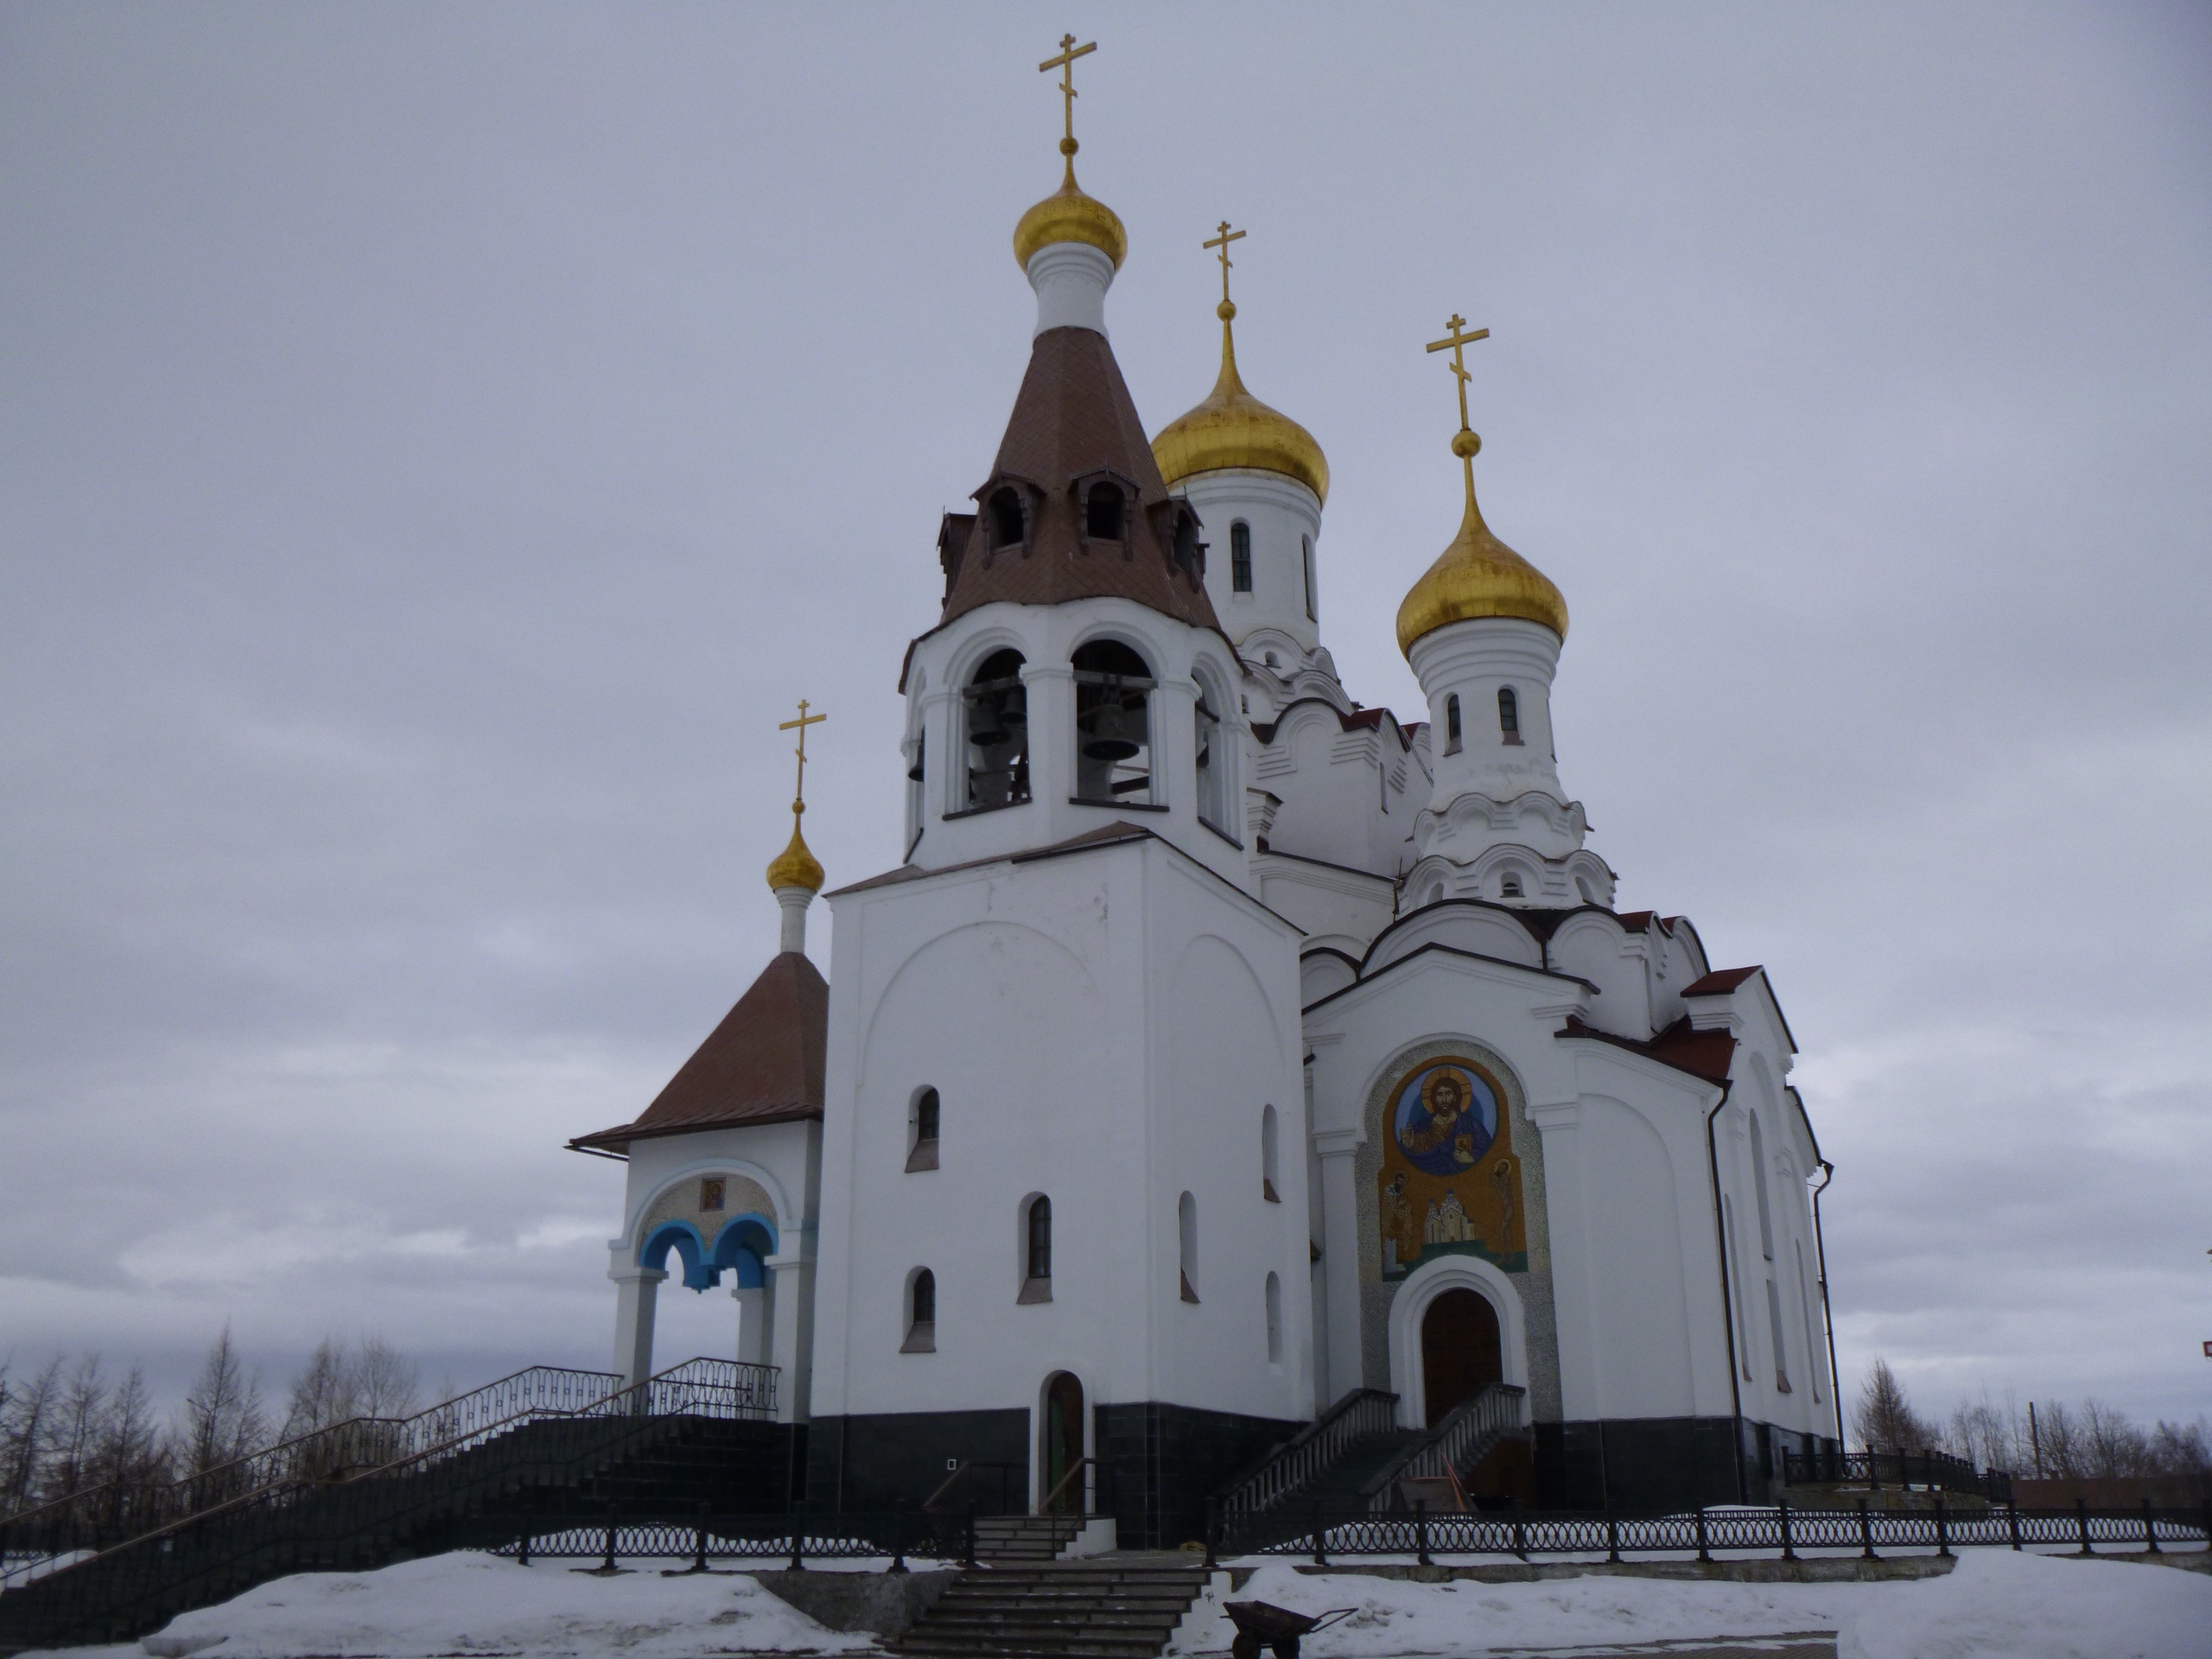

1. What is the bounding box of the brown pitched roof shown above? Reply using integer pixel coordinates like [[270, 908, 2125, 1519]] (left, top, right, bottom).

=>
[[568, 952, 827, 1156], [1557, 1014, 1737, 1084], [932, 326, 1222, 633], [1682, 966, 1762, 997]]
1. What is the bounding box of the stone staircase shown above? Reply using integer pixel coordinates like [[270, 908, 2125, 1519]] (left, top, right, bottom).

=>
[[971, 1513, 1084, 1563], [893, 1562, 1208, 1659]]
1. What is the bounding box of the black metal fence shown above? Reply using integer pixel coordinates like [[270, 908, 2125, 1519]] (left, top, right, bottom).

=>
[[1214, 1497, 2211, 1566], [488, 1507, 977, 1572], [1783, 1446, 2012, 1503]]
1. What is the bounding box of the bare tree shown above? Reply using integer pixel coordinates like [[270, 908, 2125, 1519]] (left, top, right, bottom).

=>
[[2150, 1418, 2211, 1476], [1, 1357, 64, 1513], [46, 1357, 111, 1501], [350, 1338, 421, 1421], [1852, 1358, 1936, 1452], [177, 1325, 266, 1487], [280, 1338, 356, 1441]]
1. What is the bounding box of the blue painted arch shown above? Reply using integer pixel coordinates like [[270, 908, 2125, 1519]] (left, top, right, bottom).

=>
[[639, 1212, 779, 1292]]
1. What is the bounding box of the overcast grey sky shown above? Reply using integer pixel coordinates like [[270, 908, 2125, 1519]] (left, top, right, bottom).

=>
[[3, 3, 2208, 1428]]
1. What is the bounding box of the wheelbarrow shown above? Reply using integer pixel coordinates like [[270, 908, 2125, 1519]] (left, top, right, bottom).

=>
[[1224, 1599, 1357, 1659]]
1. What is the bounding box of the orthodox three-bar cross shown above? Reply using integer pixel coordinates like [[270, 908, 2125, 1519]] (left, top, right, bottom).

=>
[[1040, 35, 1096, 149], [1426, 313, 1491, 435], [1205, 220, 1245, 307], [779, 699, 826, 815]]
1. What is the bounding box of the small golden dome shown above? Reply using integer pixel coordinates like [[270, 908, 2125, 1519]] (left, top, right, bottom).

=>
[[1395, 489, 1568, 657], [765, 817, 823, 893], [1014, 153, 1127, 272], [1152, 308, 1330, 505]]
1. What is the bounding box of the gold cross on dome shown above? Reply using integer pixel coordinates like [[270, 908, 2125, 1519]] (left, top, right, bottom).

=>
[[778, 699, 827, 815], [1204, 220, 1245, 307], [1039, 35, 1097, 149], [1426, 313, 1491, 435]]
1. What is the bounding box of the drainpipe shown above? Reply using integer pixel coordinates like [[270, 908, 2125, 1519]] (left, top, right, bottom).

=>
[[1810, 1160, 1844, 1446], [1704, 1087, 1747, 1503]]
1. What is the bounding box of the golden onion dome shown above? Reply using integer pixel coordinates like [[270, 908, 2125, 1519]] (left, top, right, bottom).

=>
[[1013, 147, 1127, 272], [1151, 303, 1330, 505], [1395, 441, 1567, 656], [765, 817, 823, 893]]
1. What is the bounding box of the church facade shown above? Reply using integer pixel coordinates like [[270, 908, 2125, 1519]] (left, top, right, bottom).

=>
[[569, 72, 1842, 1543]]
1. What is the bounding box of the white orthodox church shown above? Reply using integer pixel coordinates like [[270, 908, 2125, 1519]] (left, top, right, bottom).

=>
[[569, 65, 1842, 1544]]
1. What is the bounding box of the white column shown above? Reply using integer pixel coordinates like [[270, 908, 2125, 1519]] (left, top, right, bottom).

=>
[[773, 887, 812, 956], [608, 1259, 666, 1389], [1313, 1129, 1365, 1407], [765, 1250, 814, 1423], [1026, 239, 1115, 337], [732, 1285, 770, 1366]]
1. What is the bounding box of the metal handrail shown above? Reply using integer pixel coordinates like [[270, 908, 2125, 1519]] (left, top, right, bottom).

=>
[[922, 1459, 1017, 1515], [1383, 1382, 1526, 1504], [1783, 1446, 2012, 1503], [1036, 1456, 1098, 1516], [0, 1360, 623, 1561], [1217, 1388, 1402, 1521], [1, 1357, 769, 1596]]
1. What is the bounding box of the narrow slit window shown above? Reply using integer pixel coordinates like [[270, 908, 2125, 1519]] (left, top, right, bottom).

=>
[[1178, 1192, 1199, 1303], [903, 1268, 936, 1352], [1262, 1105, 1281, 1203], [1020, 1195, 1052, 1302], [1500, 873, 1523, 899], [906, 1088, 940, 1173], [1301, 535, 1318, 622], [1230, 522, 1252, 593], [963, 649, 1030, 811], [1194, 681, 1229, 833], [1497, 687, 1522, 744], [1265, 1272, 1283, 1364], [1444, 694, 1463, 755]]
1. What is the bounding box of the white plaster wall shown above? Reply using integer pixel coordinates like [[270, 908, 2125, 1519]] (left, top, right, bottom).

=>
[[811, 835, 1306, 1437], [1176, 469, 1325, 656], [1252, 703, 1413, 877], [1255, 856, 1396, 961]]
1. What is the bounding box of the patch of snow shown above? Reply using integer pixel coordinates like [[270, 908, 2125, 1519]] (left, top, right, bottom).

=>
[[22, 1552, 881, 1659], [1834, 1550, 2212, 1659], [1177, 1554, 2212, 1657]]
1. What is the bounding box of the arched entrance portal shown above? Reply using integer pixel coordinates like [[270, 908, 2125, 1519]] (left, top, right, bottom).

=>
[[1421, 1287, 1503, 1427], [1041, 1372, 1085, 1512]]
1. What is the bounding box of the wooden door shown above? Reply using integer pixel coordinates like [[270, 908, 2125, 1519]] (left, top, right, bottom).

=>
[[1044, 1372, 1084, 1511], [1421, 1288, 1503, 1427]]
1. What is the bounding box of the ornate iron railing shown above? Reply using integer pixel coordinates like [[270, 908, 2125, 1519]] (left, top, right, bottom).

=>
[[1783, 1446, 2012, 1503], [490, 1506, 976, 1570], [1386, 1383, 1526, 1497], [1217, 1389, 1403, 1525], [1220, 1497, 2209, 1562], [0, 1358, 771, 1599]]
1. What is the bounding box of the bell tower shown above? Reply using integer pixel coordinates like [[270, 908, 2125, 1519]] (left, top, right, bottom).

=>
[[807, 41, 1313, 1546]]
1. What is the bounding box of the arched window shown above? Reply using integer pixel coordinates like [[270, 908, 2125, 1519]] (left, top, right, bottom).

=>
[[1230, 522, 1252, 593], [1261, 1105, 1281, 1203], [1575, 874, 1595, 904], [903, 1268, 936, 1352], [1500, 873, 1523, 899], [1747, 1114, 1790, 1392], [1301, 535, 1318, 621], [1724, 1196, 1752, 1382], [1796, 1240, 1823, 1403], [1194, 675, 1230, 835], [1020, 1195, 1052, 1301], [1085, 481, 1124, 541], [1177, 1192, 1199, 1302], [1264, 1272, 1283, 1365], [1497, 686, 1522, 744], [1748, 1114, 1775, 1261], [906, 1087, 940, 1173], [964, 649, 1030, 810], [988, 487, 1025, 550], [1072, 639, 1154, 805], [1443, 694, 1463, 755]]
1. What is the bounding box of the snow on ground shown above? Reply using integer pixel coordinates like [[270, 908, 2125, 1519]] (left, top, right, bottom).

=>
[[1177, 1554, 2212, 1659], [22, 1547, 2212, 1659], [27, 1552, 880, 1659]]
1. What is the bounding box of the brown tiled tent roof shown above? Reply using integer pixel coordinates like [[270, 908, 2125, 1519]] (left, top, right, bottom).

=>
[[933, 326, 1221, 633], [568, 952, 827, 1156]]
